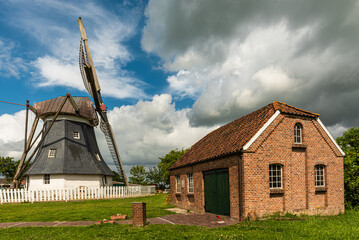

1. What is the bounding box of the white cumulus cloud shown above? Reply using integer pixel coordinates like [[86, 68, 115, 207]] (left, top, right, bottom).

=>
[[96, 94, 217, 172], [2, 0, 145, 99], [143, 0, 359, 131]]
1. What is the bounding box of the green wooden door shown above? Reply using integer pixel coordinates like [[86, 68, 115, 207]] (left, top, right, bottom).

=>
[[204, 169, 230, 216]]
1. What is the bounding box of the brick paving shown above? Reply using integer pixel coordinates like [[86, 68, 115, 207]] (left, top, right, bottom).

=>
[[0, 212, 239, 228]]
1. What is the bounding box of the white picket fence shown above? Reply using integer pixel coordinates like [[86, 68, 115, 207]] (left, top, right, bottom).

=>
[[0, 185, 155, 204]]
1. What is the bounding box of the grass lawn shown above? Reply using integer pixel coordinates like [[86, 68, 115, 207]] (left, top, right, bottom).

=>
[[1, 194, 359, 239], [0, 193, 174, 222], [1, 210, 359, 239]]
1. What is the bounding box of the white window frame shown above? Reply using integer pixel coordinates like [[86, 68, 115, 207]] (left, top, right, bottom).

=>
[[48, 149, 57, 158], [176, 175, 181, 193], [294, 123, 302, 144], [269, 164, 283, 189], [187, 173, 194, 193], [73, 131, 80, 139], [315, 165, 325, 187], [44, 174, 50, 184]]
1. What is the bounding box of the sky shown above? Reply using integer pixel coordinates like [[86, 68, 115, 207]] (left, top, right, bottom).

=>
[[0, 0, 358, 175]]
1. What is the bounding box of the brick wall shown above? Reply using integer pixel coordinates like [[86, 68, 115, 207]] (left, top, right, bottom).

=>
[[242, 115, 344, 217], [170, 155, 241, 219], [170, 114, 344, 219]]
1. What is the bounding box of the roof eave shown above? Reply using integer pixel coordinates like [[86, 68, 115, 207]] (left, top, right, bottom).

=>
[[169, 150, 242, 170]]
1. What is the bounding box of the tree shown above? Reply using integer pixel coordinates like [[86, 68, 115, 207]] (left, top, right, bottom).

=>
[[158, 148, 188, 185], [0, 157, 19, 183], [129, 165, 147, 185], [112, 171, 124, 183], [146, 166, 165, 190], [337, 127, 359, 207]]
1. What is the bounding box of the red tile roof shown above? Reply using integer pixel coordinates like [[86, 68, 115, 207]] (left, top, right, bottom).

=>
[[170, 101, 319, 169], [33, 96, 98, 125]]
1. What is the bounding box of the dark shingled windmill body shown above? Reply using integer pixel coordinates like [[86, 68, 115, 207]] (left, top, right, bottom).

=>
[[11, 18, 128, 189]]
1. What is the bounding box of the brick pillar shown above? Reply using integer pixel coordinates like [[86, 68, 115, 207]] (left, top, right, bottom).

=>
[[132, 202, 146, 226]]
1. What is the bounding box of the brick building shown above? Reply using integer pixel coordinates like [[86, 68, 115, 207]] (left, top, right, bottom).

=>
[[170, 101, 345, 219]]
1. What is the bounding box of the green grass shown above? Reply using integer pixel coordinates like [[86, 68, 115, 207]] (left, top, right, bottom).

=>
[[1, 210, 359, 239], [0, 194, 174, 222], [1, 195, 359, 239]]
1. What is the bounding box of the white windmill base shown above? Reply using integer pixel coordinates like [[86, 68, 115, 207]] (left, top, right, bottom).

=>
[[27, 174, 113, 190]]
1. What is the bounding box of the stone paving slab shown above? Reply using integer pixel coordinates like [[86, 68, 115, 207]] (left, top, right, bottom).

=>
[[165, 208, 189, 214], [0, 213, 239, 228], [149, 213, 239, 228]]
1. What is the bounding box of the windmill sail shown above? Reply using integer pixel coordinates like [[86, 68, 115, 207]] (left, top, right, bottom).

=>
[[79, 40, 93, 98], [100, 119, 126, 180], [78, 17, 128, 185]]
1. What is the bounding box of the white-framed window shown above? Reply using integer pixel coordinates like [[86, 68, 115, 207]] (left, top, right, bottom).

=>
[[95, 153, 101, 161], [73, 131, 80, 139], [294, 123, 302, 144], [44, 174, 50, 184], [48, 149, 57, 158], [315, 165, 325, 187], [187, 173, 194, 193], [176, 175, 181, 193], [269, 164, 283, 189]]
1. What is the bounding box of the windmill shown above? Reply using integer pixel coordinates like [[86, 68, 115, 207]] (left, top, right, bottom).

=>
[[77, 17, 128, 186], [11, 17, 128, 189]]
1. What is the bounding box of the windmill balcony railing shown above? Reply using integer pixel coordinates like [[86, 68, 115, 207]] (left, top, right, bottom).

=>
[[0, 185, 155, 204]]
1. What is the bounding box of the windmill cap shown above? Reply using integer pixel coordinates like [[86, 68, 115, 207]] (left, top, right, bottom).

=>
[[33, 96, 98, 125]]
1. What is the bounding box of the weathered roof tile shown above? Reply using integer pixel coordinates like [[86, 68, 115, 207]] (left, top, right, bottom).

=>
[[170, 102, 318, 169]]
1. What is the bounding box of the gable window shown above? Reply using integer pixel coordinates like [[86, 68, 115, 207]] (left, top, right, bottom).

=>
[[294, 123, 302, 144], [315, 165, 325, 187], [95, 153, 101, 161], [48, 149, 57, 158], [73, 131, 80, 139], [44, 174, 50, 184], [269, 164, 283, 189], [176, 175, 181, 193], [103, 176, 107, 185], [187, 173, 194, 193]]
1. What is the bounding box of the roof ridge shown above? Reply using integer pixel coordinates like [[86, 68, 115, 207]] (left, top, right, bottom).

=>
[[272, 101, 319, 117]]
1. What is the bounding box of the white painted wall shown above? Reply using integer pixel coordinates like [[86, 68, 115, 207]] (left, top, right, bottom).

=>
[[28, 174, 113, 190]]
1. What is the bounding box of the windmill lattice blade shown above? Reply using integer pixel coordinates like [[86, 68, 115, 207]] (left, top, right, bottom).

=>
[[100, 119, 126, 180], [79, 40, 93, 97]]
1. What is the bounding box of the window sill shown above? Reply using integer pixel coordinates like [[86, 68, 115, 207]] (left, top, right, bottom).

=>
[[315, 187, 327, 192], [292, 143, 307, 149], [270, 188, 285, 194]]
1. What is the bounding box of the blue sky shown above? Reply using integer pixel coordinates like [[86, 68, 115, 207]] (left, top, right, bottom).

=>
[[0, 1, 176, 113], [1, 0, 358, 173]]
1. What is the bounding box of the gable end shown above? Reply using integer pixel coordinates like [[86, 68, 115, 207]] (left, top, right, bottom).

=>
[[316, 118, 345, 156], [243, 110, 280, 151]]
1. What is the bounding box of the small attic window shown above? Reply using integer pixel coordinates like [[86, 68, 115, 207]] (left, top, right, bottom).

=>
[[73, 131, 80, 139], [294, 123, 302, 144], [95, 153, 101, 161], [48, 149, 57, 158]]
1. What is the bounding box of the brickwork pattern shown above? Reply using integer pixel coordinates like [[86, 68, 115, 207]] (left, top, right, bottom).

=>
[[242, 115, 344, 218], [171, 155, 240, 219], [170, 113, 344, 220], [132, 202, 146, 226]]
